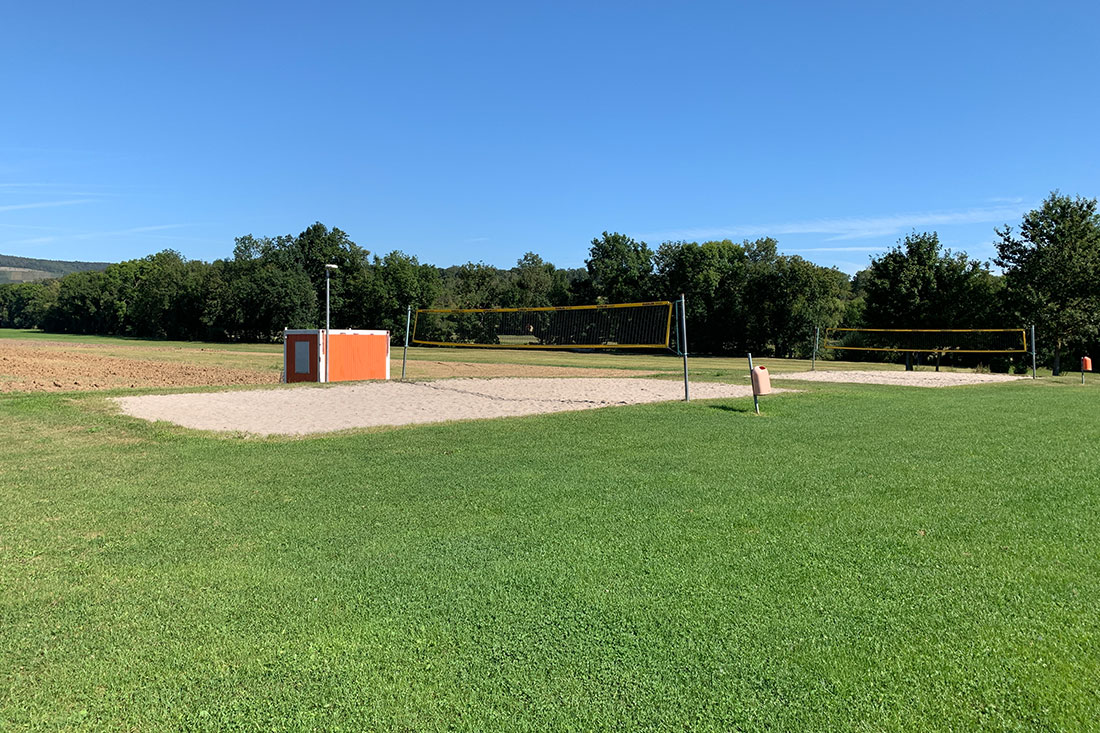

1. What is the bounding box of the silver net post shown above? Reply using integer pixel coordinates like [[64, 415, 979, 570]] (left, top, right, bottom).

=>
[[402, 305, 412, 380], [1031, 324, 1037, 379], [679, 294, 689, 401], [748, 352, 759, 415], [811, 326, 820, 371]]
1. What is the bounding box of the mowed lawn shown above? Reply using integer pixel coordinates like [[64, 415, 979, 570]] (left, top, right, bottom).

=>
[[2, 371, 1099, 729]]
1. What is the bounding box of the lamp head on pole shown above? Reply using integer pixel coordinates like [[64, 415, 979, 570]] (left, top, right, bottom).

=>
[[325, 263, 339, 276]]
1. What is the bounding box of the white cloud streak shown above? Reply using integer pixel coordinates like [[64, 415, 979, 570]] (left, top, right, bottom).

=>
[[784, 246, 886, 252], [641, 204, 1030, 243], [2, 224, 196, 251], [0, 199, 95, 213], [0, 222, 64, 231], [3, 236, 57, 246], [71, 224, 188, 240], [0, 183, 118, 197]]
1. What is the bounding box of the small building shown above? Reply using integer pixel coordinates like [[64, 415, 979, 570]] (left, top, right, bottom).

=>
[[283, 329, 390, 383]]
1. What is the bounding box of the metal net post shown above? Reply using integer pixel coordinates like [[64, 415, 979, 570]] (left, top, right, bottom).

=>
[[748, 352, 759, 415], [402, 305, 411, 380], [1031, 324, 1037, 379], [811, 326, 819, 371], [679, 294, 689, 401]]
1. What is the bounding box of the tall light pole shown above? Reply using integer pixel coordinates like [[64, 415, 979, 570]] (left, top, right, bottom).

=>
[[324, 264, 339, 382]]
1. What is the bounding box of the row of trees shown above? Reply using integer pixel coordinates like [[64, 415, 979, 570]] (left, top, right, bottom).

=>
[[0, 229, 855, 358], [2, 192, 1098, 372], [851, 191, 1100, 374], [0, 225, 443, 343]]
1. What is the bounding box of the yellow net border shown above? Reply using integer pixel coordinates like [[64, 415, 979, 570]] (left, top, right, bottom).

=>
[[823, 328, 1029, 354], [412, 301, 674, 349]]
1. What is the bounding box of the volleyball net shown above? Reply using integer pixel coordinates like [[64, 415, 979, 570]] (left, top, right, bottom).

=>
[[823, 328, 1028, 354], [411, 301, 674, 349]]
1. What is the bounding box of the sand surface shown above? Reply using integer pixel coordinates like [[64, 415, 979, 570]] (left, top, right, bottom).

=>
[[113, 378, 762, 435], [776, 370, 1025, 387]]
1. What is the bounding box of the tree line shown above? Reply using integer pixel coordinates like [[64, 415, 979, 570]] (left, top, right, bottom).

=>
[[2, 192, 1098, 374]]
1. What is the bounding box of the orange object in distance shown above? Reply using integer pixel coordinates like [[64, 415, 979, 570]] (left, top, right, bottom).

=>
[[1084, 356, 1093, 372]]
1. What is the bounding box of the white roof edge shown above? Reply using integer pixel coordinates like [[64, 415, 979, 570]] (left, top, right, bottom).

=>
[[327, 330, 390, 335], [282, 329, 390, 335]]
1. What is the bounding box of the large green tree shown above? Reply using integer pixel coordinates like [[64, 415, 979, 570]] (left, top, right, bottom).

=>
[[745, 255, 851, 358], [585, 232, 655, 304], [42, 271, 114, 334], [0, 281, 59, 329], [125, 251, 212, 339], [216, 235, 317, 340], [655, 239, 749, 353], [342, 251, 442, 339], [655, 237, 850, 356], [859, 231, 1000, 368], [289, 223, 371, 327], [41, 252, 212, 338], [442, 262, 505, 308], [502, 252, 572, 308], [995, 191, 1100, 375], [733, 240, 852, 358], [862, 231, 998, 330]]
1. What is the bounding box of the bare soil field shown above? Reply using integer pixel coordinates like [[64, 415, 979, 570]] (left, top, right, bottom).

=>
[[0, 341, 276, 392], [777, 369, 1025, 387], [0, 339, 660, 392], [114, 378, 766, 435]]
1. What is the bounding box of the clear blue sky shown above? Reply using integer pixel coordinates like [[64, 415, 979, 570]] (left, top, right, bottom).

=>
[[2, 1, 1097, 274]]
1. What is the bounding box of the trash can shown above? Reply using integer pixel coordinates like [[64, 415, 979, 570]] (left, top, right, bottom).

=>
[[751, 365, 771, 395]]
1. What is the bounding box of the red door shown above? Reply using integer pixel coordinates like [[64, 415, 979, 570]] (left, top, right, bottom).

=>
[[285, 333, 319, 382]]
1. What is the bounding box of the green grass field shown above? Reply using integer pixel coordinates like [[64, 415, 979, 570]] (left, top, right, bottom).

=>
[[2, 335, 1098, 730]]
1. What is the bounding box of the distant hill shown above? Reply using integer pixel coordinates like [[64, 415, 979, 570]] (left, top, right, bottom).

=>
[[0, 254, 112, 284]]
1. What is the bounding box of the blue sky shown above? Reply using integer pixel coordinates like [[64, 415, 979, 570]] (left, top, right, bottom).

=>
[[2, 1, 1098, 274]]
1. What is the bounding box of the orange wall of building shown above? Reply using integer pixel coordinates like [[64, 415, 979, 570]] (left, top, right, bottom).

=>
[[327, 333, 389, 381]]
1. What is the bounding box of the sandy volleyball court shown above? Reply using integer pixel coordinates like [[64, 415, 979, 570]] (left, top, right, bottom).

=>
[[776, 370, 1025, 387], [113, 378, 762, 435]]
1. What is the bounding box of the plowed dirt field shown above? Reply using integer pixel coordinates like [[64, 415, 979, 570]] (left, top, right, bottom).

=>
[[0, 341, 277, 392], [0, 339, 659, 392]]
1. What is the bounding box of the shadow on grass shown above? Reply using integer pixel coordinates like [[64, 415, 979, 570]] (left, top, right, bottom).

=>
[[708, 403, 754, 414]]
